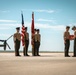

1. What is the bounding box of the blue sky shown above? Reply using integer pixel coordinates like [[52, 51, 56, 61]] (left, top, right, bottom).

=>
[[0, 0, 76, 51]]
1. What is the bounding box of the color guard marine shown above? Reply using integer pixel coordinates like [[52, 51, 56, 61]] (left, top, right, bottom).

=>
[[63, 26, 70, 57], [13, 27, 21, 56], [72, 26, 76, 57], [34, 29, 41, 56], [23, 27, 29, 56]]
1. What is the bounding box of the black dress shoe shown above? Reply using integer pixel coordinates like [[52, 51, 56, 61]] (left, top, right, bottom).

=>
[[16, 55, 21, 56], [24, 55, 30, 56], [32, 55, 36, 56], [26, 55, 30, 56], [37, 55, 40, 56], [18, 55, 21, 56], [65, 55, 70, 57]]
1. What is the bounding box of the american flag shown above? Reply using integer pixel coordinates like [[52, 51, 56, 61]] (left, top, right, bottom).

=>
[[21, 12, 25, 46], [31, 12, 35, 45]]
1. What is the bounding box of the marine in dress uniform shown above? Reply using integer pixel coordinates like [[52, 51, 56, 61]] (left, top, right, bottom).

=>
[[72, 26, 76, 57], [13, 27, 21, 56], [34, 29, 41, 56], [32, 29, 37, 56], [64, 26, 70, 57], [23, 27, 29, 56]]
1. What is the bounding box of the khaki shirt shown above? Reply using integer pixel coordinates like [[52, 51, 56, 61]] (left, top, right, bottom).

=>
[[74, 30, 76, 38], [24, 32, 29, 42], [34, 34, 41, 42], [26, 33, 29, 40], [14, 33, 21, 41], [64, 31, 70, 40]]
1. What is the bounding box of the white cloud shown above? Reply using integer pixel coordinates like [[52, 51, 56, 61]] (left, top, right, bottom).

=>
[[35, 23, 65, 31], [22, 9, 55, 13], [34, 9, 55, 13], [0, 27, 11, 30], [0, 20, 17, 23], [0, 22, 65, 31], [20, 22, 64, 31], [0, 23, 28, 28], [0, 10, 10, 13], [68, 23, 76, 27], [0, 24, 20, 27], [0, 24, 21, 30], [0, 23, 30, 30], [37, 19, 56, 23], [0, 34, 12, 37]]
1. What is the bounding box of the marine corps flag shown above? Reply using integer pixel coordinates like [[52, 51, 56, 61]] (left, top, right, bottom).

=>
[[21, 12, 25, 46], [31, 12, 35, 45]]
